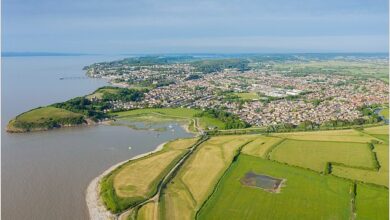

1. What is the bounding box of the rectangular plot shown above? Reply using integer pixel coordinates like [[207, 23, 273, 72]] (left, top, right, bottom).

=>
[[198, 155, 351, 220], [355, 183, 389, 220], [270, 140, 374, 173], [272, 129, 381, 143], [331, 144, 388, 186]]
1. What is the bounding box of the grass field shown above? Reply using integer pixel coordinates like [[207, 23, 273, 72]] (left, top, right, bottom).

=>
[[114, 108, 200, 118], [7, 106, 84, 132], [270, 140, 375, 173], [100, 138, 198, 213], [355, 183, 389, 220], [137, 202, 157, 220], [241, 136, 283, 158], [363, 125, 389, 144], [105, 127, 389, 219], [113, 108, 226, 130], [160, 135, 258, 220], [271, 129, 381, 143], [197, 155, 352, 220], [86, 87, 119, 99], [235, 92, 260, 100], [331, 145, 388, 186], [14, 106, 82, 123]]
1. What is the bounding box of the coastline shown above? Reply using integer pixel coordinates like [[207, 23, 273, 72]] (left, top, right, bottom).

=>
[[6, 119, 113, 133], [85, 141, 167, 220]]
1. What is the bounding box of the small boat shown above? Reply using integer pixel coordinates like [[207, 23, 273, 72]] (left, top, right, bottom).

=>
[[168, 125, 173, 128], [128, 146, 132, 150]]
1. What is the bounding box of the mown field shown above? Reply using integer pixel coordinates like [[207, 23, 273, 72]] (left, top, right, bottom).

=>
[[120, 126, 388, 219], [270, 129, 382, 143], [269, 140, 375, 173], [159, 135, 259, 220], [331, 125, 389, 186], [100, 138, 198, 213], [198, 155, 352, 220], [355, 183, 389, 220]]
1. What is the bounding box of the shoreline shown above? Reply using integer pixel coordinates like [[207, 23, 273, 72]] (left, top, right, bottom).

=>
[[6, 119, 113, 133], [85, 141, 167, 220]]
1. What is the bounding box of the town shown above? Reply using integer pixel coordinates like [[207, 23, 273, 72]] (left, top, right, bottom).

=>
[[85, 56, 389, 127]]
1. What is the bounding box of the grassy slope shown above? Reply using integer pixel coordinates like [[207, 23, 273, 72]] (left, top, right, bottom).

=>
[[355, 183, 389, 220], [270, 140, 374, 172], [198, 155, 352, 220], [160, 135, 259, 220], [86, 87, 119, 99], [7, 106, 84, 132], [100, 138, 198, 213]]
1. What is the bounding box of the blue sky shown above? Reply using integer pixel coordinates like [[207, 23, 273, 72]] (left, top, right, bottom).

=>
[[2, 0, 389, 53]]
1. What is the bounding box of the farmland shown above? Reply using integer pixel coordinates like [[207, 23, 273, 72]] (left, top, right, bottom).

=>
[[270, 129, 382, 143], [100, 126, 388, 219], [197, 155, 352, 220], [269, 140, 375, 173], [100, 138, 198, 213], [159, 135, 258, 220], [355, 183, 389, 220]]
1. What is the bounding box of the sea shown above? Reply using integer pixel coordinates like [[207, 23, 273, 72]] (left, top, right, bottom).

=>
[[1, 55, 193, 220]]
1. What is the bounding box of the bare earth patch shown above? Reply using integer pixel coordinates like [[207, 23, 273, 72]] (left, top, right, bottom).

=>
[[240, 171, 285, 193]]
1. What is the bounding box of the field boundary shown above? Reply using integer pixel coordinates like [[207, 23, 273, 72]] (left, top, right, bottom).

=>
[[350, 182, 357, 220], [265, 138, 286, 159], [194, 140, 255, 220]]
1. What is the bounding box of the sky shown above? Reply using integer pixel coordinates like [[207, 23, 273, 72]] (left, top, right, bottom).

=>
[[2, 0, 389, 54]]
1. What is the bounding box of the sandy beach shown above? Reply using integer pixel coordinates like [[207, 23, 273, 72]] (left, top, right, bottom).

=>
[[85, 141, 167, 220]]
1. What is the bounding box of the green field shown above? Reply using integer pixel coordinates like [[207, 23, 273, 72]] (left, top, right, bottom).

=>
[[102, 127, 388, 219], [198, 155, 352, 220], [113, 108, 226, 131], [355, 183, 389, 220], [86, 87, 120, 99], [331, 143, 388, 186], [241, 136, 283, 158], [160, 135, 258, 220], [272, 60, 389, 82], [270, 140, 375, 173], [7, 106, 84, 132], [364, 125, 389, 144], [271, 129, 382, 143], [235, 92, 260, 100]]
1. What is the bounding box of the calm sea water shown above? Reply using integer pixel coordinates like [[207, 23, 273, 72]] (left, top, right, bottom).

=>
[[1, 56, 193, 220]]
